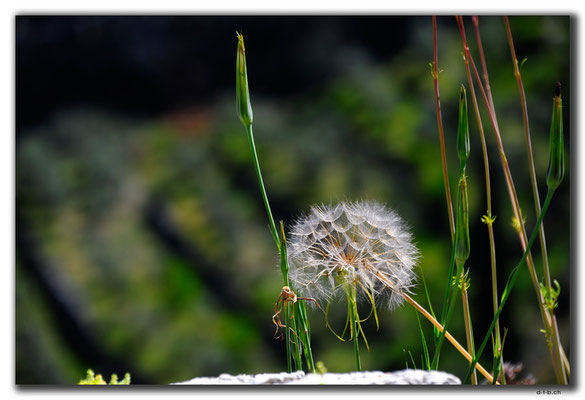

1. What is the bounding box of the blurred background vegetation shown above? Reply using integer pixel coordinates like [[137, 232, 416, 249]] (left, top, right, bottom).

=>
[[15, 15, 570, 384]]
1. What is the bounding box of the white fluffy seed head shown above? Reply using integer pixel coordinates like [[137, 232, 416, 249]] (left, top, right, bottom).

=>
[[287, 200, 419, 311]]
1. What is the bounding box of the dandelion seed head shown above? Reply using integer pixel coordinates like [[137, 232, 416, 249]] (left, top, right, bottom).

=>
[[287, 200, 419, 311]]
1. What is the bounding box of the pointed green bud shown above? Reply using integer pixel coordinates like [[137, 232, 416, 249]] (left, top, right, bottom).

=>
[[546, 82, 564, 190], [455, 174, 470, 266], [457, 84, 470, 167], [236, 32, 253, 126]]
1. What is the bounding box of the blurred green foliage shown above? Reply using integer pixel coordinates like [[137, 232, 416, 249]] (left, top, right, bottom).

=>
[[16, 16, 569, 384]]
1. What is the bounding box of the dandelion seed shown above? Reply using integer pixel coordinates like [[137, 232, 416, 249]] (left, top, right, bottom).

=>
[[287, 200, 419, 311]]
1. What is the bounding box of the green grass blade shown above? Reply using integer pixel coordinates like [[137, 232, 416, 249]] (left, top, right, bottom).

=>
[[416, 311, 431, 370]]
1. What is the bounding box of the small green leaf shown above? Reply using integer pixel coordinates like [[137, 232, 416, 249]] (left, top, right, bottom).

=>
[[481, 214, 497, 225], [416, 311, 431, 370]]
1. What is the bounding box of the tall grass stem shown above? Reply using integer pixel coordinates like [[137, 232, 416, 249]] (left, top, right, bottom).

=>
[[467, 16, 504, 382], [460, 271, 477, 384], [456, 16, 568, 382], [504, 17, 565, 384], [432, 16, 456, 241], [463, 188, 556, 383]]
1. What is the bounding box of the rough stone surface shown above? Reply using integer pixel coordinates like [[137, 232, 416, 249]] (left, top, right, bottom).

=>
[[171, 369, 461, 385]]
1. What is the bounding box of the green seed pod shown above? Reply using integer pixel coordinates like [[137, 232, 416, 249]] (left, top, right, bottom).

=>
[[236, 32, 253, 126], [457, 84, 470, 167], [546, 82, 564, 190], [455, 174, 470, 266]]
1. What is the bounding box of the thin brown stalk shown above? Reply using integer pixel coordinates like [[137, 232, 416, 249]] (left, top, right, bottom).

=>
[[456, 15, 568, 383], [471, 15, 504, 384], [504, 17, 552, 291], [504, 16, 566, 384], [472, 16, 498, 122], [432, 16, 455, 242]]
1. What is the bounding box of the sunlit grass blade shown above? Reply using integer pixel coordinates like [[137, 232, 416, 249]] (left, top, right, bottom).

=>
[[415, 311, 431, 370], [418, 267, 440, 342], [491, 328, 509, 384]]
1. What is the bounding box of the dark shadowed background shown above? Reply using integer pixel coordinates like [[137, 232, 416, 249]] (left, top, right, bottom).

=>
[[15, 15, 570, 384]]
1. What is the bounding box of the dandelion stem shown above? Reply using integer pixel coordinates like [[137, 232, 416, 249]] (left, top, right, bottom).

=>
[[347, 288, 361, 371]]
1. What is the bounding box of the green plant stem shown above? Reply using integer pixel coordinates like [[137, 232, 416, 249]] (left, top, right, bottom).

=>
[[278, 221, 306, 371], [295, 299, 315, 372], [467, 16, 504, 383], [504, 14, 553, 308], [438, 238, 457, 324], [464, 188, 555, 384], [431, 249, 460, 370], [459, 268, 477, 384], [238, 38, 315, 373], [504, 17, 566, 384], [279, 221, 290, 286], [456, 16, 568, 383], [283, 303, 292, 373], [245, 125, 312, 371], [472, 16, 498, 123], [432, 16, 455, 242], [245, 124, 280, 249], [290, 307, 303, 371], [434, 170, 466, 369]]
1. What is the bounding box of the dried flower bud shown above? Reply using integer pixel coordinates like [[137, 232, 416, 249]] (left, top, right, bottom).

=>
[[457, 84, 470, 167], [236, 32, 253, 126], [546, 82, 564, 191], [455, 175, 470, 266]]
